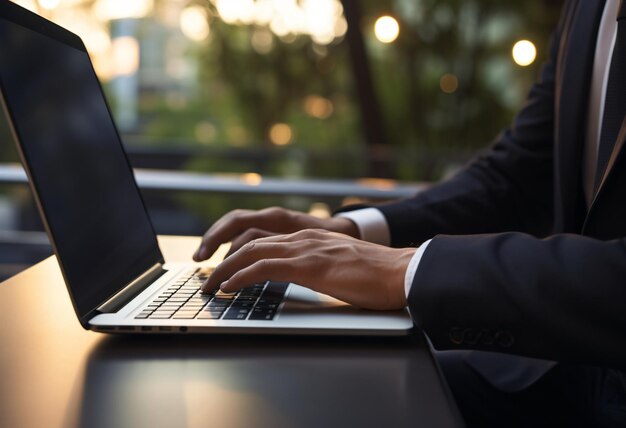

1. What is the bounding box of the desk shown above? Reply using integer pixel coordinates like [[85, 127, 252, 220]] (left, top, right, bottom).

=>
[[0, 236, 463, 428]]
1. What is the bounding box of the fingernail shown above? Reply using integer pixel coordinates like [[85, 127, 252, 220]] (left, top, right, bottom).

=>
[[219, 281, 229, 291]]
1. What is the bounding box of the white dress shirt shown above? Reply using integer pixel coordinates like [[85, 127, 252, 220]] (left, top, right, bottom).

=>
[[338, 0, 619, 299], [584, 0, 619, 207]]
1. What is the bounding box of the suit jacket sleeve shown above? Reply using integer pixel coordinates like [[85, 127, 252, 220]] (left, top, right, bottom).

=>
[[409, 233, 626, 367]]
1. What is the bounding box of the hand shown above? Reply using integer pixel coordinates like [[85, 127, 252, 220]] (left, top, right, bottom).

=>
[[201, 229, 415, 310], [193, 207, 360, 262]]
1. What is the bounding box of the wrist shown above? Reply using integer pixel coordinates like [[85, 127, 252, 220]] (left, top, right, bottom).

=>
[[329, 217, 360, 239]]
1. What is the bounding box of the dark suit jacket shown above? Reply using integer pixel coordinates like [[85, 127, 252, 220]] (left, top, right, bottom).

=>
[[373, 0, 626, 368]]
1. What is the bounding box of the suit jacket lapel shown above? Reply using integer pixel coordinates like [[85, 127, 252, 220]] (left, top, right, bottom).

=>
[[556, 0, 606, 232], [586, 116, 626, 214], [582, 116, 626, 236]]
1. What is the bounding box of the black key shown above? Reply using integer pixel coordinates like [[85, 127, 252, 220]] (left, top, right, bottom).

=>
[[249, 310, 276, 321], [174, 290, 195, 295], [175, 308, 201, 314], [238, 294, 261, 300], [197, 312, 222, 319], [257, 298, 282, 306], [233, 296, 257, 302], [230, 301, 254, 308], [181, 303, 205, 310], [262, 282, 288, 297], [135, 311, 152, 319], [223, 308, 251, 319], [223, 312, 248, 320], [249, 307, 276, 320], [173, 313, 199, 319], [201, 306, 226, 313], [255, 303, 279, 311], [153, 309, 176, 314], [159, 303, 183, 308], [188, 298, 211, 305]]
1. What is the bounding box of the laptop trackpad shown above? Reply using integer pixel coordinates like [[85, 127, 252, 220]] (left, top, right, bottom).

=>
[[283, 284, 356, 313]]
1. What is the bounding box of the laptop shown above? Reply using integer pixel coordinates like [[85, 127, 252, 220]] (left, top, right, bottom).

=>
[[0, 0, 413, 335]]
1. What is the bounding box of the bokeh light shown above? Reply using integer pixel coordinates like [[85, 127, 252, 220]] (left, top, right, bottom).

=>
[[251, 27, 274, 54], [38, 0, 60, 11], [211, 0, 346, 45], [308, 202, 331, 218], [195, 122, 217, 144], [241, 172, 263, 186], [111, 36, 140, 77], [269, 123, 294, 146], [512, 40, 537, 66], [304, 95, 334, 119], [93, 0, 154, 21], [440, 73, 459, 94], [374, 16, 400, 44], [180, 5, 210, 42]]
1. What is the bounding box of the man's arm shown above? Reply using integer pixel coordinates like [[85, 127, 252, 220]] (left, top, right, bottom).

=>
[[201, 227, 626, 367], [410, 232, 626, 367], [203, 229, 414, 311]]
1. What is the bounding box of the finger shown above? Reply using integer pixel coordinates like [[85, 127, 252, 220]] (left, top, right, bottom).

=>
[[193, 208, 292, 261], [246, 228, 334, 245], [226, 228, 276, 258], [193, 210, 255, 261], [218, 258, 299, 293], [202, 240, 300, 292], [221, 229, 333, 256]]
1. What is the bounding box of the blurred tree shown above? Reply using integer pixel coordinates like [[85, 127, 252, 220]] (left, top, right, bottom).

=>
[[0, 0, 564, 182], [182, 0, 564, 180]]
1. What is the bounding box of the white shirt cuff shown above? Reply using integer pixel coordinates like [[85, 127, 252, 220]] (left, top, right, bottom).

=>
[[404, 239, 431, 298], [336, 208, 390, 246]]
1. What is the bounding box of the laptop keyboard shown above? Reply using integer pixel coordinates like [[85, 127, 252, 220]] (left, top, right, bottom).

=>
[[134, 269, 288, 321]]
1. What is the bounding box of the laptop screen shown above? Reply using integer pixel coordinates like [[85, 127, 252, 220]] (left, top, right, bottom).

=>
[[0, 10, 163, 318]]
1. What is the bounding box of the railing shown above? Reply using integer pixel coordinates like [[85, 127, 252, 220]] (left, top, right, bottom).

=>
[[0, 162, 425, 280], [0, 163, 423, 199]]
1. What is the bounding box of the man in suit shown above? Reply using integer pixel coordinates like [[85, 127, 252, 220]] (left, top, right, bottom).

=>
[[194, 0, 626, 425]]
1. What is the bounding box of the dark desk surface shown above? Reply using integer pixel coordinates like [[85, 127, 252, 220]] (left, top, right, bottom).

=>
[[0, 236, 463, 428]]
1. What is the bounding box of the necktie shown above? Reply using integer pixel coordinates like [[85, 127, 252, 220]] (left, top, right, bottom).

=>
[[595, 0, 626, 192]]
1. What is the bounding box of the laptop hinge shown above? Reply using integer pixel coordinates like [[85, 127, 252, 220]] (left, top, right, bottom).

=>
[[97, 263, 165, 313]]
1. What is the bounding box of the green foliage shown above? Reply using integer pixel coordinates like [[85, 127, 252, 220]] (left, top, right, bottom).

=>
[[126, 0, 562, 183], [0, 0, 564, 229]]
